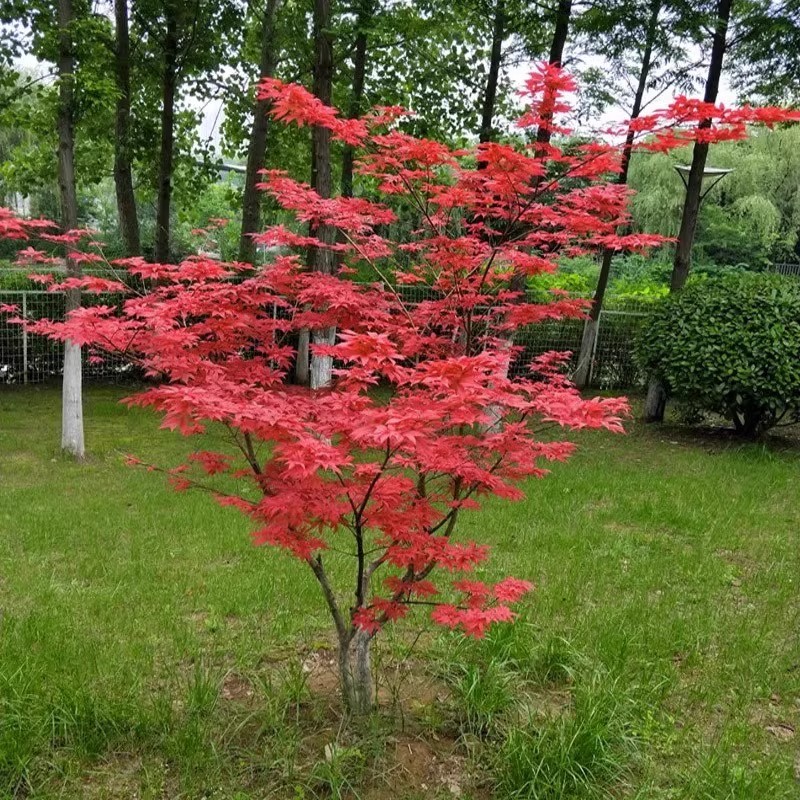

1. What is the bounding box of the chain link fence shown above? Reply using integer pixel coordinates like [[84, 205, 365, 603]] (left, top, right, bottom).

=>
[[1, 283, 651, 389]]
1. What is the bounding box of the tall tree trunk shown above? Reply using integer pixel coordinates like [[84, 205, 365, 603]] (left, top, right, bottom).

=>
[[507, 0, 572, 295], [669, 0, 732, 292], [113, 0, 140, 257], [645, 0, 734, 422], [57, 0, 84, 459], [573, 0, 661, 389], [155, 6, 178, 264], [341, 0, 373, 197], [239, 0, 282, 264], [478, 0, 505, 145], [297, 0, 335, 387], [534, 0, 572, 149]]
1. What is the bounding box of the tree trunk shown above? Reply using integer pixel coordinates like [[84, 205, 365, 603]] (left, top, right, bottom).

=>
[[573, 0, 661, 389], [534, 0, 572, 149], [341, 0, 372, 197], [643, 376, 667, 423], [478, 0, 505, 145], [113, 0, 140, 257], [239, 0, 282, 264], [57, 0, 84, 459], [645, 0, 733, 422], [507, 0, 572, 296], [297, 0, 335, 386], [670, 0, 732, 293], [155, 7, 178, 264], [338, 629, 373, 715]]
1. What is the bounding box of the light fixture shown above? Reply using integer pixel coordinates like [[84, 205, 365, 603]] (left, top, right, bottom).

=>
[[673, 164, 734, 202]]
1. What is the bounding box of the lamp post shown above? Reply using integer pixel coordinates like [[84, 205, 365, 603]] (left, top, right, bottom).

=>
[[644, 163, 734, 423]]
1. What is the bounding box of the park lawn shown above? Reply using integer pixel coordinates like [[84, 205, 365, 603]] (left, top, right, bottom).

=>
[[0, 384, 799, 799]]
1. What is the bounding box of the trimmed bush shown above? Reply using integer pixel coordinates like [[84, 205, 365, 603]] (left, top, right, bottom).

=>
[[637, 273, 800, 436]]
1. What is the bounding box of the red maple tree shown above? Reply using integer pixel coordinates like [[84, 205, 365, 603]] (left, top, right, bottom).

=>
[[3, 64, 796, 713]]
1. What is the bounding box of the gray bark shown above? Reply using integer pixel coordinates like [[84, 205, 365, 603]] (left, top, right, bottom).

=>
[[297, 0, 335, 386], [114, 0, 141, 256], [57, 0, 84, 459], [239, 0, 282, 264], [155, 7, 178, 264], [338, 629, 373, 715]]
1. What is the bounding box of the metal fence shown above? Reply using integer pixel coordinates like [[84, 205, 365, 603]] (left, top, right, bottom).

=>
[[772, 263, 800, 278], [396, 285, 652, 389], [0, 290, 134, 385], [0, 286, 651, 389]]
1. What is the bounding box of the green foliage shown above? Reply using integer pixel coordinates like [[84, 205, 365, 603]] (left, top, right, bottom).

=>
[[637, 272, 800, 435], [628, 127, 800, 267]]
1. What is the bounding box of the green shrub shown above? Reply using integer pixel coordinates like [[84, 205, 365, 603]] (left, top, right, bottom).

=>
[[637, 272, 800, 436]]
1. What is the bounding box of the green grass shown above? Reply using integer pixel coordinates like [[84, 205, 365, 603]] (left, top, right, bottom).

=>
[[1, 385, 799, 798]]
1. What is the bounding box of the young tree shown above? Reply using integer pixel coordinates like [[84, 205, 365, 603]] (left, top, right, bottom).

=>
[[10, 65, 791, 713]]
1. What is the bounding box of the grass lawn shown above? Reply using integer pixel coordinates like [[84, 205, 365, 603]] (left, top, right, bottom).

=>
[[1, 385, 799, 799]]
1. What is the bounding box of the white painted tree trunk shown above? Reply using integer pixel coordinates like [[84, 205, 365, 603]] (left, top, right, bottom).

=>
[[61, 339, 84, 458], [484, 336, 514, 432], [310, 326, 335, 389]]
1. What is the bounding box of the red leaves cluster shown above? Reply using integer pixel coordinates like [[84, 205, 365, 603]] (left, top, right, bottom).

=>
[[3, 61, 797, 645], [0, 209, 55, 240]]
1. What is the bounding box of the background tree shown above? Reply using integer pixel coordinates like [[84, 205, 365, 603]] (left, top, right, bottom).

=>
[[238, 0, 283, 264], [340, 0, 375, 197], [572, 0, 704, 388], [113, 0, 140, 256], [56, 0, 84, 458], [645, 0, 734, 423], [130, 0, 243, 262], [628, 126, 800, 267], [729, 0, 800, 104]]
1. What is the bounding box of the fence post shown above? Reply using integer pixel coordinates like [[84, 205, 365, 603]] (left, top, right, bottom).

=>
[[22, 291, 28, 385]]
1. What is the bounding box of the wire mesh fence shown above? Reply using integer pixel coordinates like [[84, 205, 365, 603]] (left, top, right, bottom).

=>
[[395, 284, 651, 389], [1, 283, 652, 389], [0, 289, 136, 385]]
